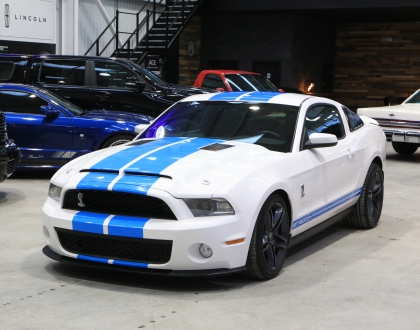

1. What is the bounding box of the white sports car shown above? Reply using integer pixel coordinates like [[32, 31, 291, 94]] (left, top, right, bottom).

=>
[[358, 89, 420, 155], [42, 92, 386, 280]]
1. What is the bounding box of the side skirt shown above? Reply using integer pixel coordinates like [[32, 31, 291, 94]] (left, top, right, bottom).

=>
[[289, 206, 354, 248]]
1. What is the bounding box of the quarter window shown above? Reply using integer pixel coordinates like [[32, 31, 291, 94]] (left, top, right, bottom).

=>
[[343, 106, 364, 132], [201, 74, 226, 89], [0, 61, 15, 81], [94, 62, 137, 88], [40, 60, 85, 86], [304, 105, 345, 139], [0, 91, 48, 114]]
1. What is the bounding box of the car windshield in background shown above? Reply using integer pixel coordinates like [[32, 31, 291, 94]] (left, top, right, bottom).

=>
[[40, 89, 85, 116], [225, 74, 279, 92], [129, 62, 168, 87], [139, 101, 299, 153], [404, 90, 420, 103]]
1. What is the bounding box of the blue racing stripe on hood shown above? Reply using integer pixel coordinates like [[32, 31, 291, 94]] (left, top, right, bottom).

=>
[[111, 175, 159, 195], [76, 172, 119, 190], [72, 211, 110, 234], [209, 91, 282, 102], [107, 215, 149, 238]]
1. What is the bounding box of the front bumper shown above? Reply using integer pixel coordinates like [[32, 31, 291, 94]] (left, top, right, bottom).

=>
[[0, 139, 21, 182], [41, 195, 255, 274], [383, 129, 420, 144]]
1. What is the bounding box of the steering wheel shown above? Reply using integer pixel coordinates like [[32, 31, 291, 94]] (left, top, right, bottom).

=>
[[258, 131, 284, 140]]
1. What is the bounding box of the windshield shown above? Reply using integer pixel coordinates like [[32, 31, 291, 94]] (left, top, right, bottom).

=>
[[40, 89, 85, 115], [138, 101, 299, 153], [225, 74, 279, 92], [404, 90, 420, 103], [129, 62, 168, 87]]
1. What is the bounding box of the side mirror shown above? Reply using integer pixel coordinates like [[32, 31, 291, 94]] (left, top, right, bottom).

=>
[[304, 133, 338, 149], [135, 123, 149, 134], [125, 80, 146, 92], [216, 87, 225, 92], [40, 105, 60, 117]]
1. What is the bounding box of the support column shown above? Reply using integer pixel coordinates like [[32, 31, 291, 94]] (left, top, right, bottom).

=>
[[61, 0, 79, 55]]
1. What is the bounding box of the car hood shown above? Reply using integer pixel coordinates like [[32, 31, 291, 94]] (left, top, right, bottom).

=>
[[82, 109, 151, 123], [56, 137, 283, 198], [358, 103, 420, 121]]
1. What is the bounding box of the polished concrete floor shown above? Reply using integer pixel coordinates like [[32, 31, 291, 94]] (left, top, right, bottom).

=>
[[1, 142, 420, 329]]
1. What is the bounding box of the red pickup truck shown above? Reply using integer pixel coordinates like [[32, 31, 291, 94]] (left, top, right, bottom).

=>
[[193, 70, 281, 92]]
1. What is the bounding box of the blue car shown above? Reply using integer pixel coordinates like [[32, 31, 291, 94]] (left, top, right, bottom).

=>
[[0, 84, 150, 169]]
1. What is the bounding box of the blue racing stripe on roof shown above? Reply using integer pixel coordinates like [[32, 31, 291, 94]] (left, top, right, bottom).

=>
[[209, 91, 282, 102], [72, 212, 110, 234], [107, 215, 149, 238]]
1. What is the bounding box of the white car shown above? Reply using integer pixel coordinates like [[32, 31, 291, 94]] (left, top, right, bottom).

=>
[[358, 89, 420, 155], [42, 92, 386, 280]]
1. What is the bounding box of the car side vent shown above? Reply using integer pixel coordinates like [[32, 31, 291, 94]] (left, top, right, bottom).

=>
[[200, 143, 234, 151]]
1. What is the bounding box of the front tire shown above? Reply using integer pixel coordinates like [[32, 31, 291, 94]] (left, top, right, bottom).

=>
[[344, 163, 384, 229], [102, 134, 134, 148], [244, 194, 290, 280], [392, 142, 418, 155]]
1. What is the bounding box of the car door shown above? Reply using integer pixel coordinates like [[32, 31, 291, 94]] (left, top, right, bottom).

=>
[[1, 90, 73, 167], [295, 102, 358, 233], [91, 60, 155, 117], [38, 59, 92, 110]]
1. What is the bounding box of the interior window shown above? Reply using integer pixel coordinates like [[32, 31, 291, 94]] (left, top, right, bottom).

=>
[[201, 74, 226, 89], [0, 91, 49, 114], [40, 60, 85, 86], [343, 106, 364, 132], [304, 105, 345, 139], [94, 62, 137, 88]]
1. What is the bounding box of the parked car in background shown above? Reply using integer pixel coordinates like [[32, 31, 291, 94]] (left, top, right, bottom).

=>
[[358, 89, 420, 154], [0, 110, 20, 182], [278, 87, 306, 94], [193, 70, 280, 92], [0, 54, 215, 118], [42, 91, 385, 280], [1, 84, 151, 170]]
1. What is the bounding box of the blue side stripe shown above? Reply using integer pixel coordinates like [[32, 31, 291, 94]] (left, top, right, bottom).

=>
[[107, 215, 149, 238], [72, 212, 110, 234], [77, 255, 148, 268], [209, 91, 281, 102], [292, 187, 362, 230]]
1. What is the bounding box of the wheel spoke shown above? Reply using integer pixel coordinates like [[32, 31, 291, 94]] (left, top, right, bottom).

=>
[[265, 242, 275, 269], [262, 235, 270, 251], [270, 242, 277, 268], [272, 208, 284, 231]]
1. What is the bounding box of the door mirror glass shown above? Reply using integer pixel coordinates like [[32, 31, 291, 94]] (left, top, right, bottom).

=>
[[304, 133, 337, 149], [40, 105, 60, 117]]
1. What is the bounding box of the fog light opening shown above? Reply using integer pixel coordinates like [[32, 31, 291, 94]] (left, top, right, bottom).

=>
[[199, 244, 213, 258]]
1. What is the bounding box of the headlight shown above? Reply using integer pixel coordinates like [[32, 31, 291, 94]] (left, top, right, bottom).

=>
[[184, 198, 235, 217], [48, 183, 63, 202]]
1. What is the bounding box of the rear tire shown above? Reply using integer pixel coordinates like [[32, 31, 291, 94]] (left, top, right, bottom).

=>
[[243, 194, 290, 280], [102, 134, 134, 148], [392, 142, 418, 155], [343, 163, 384, 229]]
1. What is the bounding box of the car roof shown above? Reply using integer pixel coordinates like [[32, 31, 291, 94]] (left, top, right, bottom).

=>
[[201, 69, 260, 75], [0, 83, 39, 92], [181, 91, 317, 107]]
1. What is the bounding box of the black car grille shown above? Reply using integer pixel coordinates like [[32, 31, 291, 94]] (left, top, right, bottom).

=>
[[0, 112, 6, 141], [7, 160, 15, 174], [63, 189, 177, 220], [55, 228, 172, 264]]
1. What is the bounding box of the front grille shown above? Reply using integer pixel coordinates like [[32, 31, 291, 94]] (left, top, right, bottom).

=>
[[7, 160, 15, 174], [56, 228, 172, 264], [63, 189, 177, 220], [200, 143, 234, 151]]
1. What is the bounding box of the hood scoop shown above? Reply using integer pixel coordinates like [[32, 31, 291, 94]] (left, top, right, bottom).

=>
[[199, 143, 235, 152]]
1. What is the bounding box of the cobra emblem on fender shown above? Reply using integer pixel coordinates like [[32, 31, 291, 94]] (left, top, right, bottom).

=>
[[77, 193, 86, 207]]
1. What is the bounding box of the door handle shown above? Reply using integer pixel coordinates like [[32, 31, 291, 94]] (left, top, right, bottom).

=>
[[347, 148, 355, 159]]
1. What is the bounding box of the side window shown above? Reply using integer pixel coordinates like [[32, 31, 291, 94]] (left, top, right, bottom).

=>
[[0, 91, 48, 114], [94, 62, 136, 88], [304, 105, 345, 139], [201, 74, 226, 89], [0, 61, 15, 81], [342, 106, 364, 132], [40, 60, 85, 86]]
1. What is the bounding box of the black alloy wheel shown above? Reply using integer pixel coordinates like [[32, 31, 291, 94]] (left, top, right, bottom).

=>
[[344, 163, 384, 229], [244, 194, 290, 280]]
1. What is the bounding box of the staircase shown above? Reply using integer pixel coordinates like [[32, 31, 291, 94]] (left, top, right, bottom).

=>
[[85, 0, 201, 65]]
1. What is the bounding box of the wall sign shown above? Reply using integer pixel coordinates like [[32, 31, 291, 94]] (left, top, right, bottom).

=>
[[188, 41, 195, 56], [0, 0, 55, 44], [145, 55, 160, 71]]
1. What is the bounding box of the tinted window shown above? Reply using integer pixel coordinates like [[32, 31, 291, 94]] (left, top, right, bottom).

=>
[[343, 106, 364, 132], [202, 74, 225, 89], [224, 74, 279, 92], [0, 62, 15, 80], [40, 60, 85, 86], [0, 90, 48, 114], [139, 101, 299, 153], [304, 105, 345, 139], [94, 62, 136, 88]]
